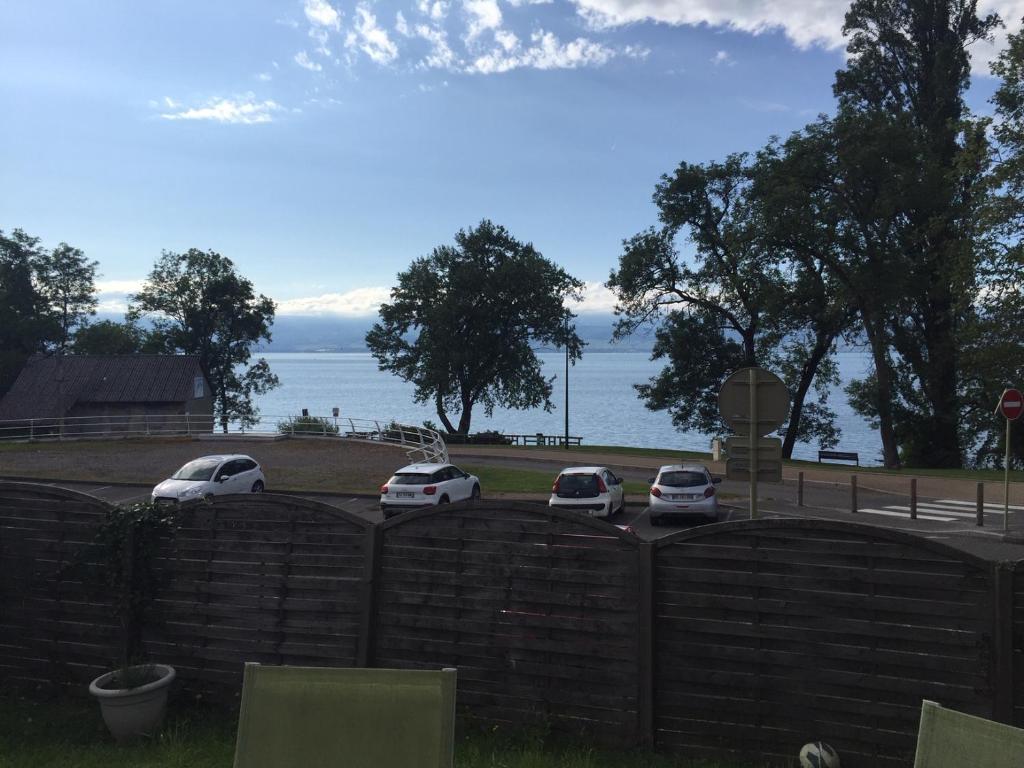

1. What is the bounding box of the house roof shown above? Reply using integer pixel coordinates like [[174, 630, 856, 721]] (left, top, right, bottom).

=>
[[0, 355, 207, 420]]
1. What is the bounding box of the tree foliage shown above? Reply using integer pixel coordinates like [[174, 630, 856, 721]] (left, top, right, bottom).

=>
[[366, 220, 584, 434], [71, 319, 153, 355], [129, 249, 279, 431], [37, 243, 98, 350]]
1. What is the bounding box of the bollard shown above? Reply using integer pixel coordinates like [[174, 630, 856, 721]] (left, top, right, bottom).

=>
[[851, 475, 858, 514], [977, 482, 984, 527], [797, 471, 804, 507], [910, 478, 917, 520]]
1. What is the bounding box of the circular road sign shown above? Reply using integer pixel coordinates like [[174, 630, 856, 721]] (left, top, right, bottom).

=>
[[718, 367, 791, 437], [999, 388, 1023, 421]]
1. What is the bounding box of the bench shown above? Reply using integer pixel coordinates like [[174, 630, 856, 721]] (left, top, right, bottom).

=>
[[818, 449, 859, 466]]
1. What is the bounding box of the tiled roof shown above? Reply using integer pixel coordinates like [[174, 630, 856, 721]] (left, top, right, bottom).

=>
[[0, 355, 206, 420]]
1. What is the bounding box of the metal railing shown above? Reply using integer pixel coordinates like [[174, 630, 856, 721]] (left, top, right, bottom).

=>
[[0, 413, 449, 464]]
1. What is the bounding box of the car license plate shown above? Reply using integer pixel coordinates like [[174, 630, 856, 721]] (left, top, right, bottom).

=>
[[396, 492, 415, 498]]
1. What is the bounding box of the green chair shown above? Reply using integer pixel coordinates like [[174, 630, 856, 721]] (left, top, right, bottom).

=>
[[233, 664, 457, 768], [914, 700, 1024, 767]]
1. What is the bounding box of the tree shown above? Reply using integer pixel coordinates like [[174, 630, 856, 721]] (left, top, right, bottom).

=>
[[0, 228, 57, 394], [129, 249, 279, 431], [37, 243, 98, 350], [366, 220, 584, 435], [71, 319, 151, 355], [608, 154, 850, 457]]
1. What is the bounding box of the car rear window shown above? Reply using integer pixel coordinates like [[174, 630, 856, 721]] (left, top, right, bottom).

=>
[[658, 471, 708, 488], [557, 474, 599, 495], [390, 473, 431, 485]]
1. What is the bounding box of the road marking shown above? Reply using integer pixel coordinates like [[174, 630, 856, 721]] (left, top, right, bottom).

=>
[[933, 498, 1024, 512], [883, 504, 996, 519], [858, 508, 957, 522]]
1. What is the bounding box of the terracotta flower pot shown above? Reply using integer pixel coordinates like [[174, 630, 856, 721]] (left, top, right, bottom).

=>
[[88, 663, 176, 741]]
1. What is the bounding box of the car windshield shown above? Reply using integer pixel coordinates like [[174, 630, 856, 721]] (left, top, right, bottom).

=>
[[171, 458, 221, 481], [658, 471, 708, 488], [390, 473, 432, 486], [558, 474, 599, 493]]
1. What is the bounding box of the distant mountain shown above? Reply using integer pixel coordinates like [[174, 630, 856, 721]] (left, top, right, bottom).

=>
[[258, 314, 656, 353]]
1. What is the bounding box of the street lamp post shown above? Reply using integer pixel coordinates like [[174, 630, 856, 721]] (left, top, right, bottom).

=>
[[564, 315, 569, 450]]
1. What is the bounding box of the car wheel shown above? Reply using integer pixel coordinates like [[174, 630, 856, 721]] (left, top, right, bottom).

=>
[[251, 480, 264, 493], [380, 506, 390, 520], [439, 495, 450, 504], [606, 501, 615, 518], [471, 484, 481, 501], [650, 514, 661, 527]]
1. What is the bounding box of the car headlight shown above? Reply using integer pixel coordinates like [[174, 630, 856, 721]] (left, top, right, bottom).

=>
[[180, 485, 205, 498]]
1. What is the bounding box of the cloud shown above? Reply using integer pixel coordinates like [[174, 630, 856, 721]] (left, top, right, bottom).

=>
[[710, 49, 733, 66], [96, 279, 145, 295], [465, 30, 615, 73], [463, 0, 503, 40], [304, 0, 341, 30], [417, 0, 450, 21], [414, 23, 460, 68], [294, 50, 323, 71], [347, 4, 399, 65], [568, 281, 619, 314], [277, 287, 392, 316], [257, 72, 273, 81], [159, 94, 283, 124]]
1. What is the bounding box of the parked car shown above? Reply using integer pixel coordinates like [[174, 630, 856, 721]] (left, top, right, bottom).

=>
[[151, 454, 265, 503], [379, 463, 481, 518], [548, 466, 624, 519], [647, 464, 721, 525]]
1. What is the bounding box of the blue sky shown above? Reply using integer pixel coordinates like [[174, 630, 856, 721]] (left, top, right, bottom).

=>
[[1, 0, 1019, 317]]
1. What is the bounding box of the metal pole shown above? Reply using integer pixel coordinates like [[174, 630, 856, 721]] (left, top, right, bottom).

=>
[[977, 482, 985, 527], [1005, 418, 1012, 534], [749, 368, 758, 520], [797, 471, 804, 507], [910, 478, 917, 520], [564, 316, 569, 450], [851, 475, 858, 514]]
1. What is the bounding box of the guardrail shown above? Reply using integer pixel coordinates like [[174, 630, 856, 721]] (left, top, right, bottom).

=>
[[0, 413, 449, 464]]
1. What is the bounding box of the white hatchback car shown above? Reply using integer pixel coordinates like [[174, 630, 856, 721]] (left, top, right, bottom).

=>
[[152, 454, 265, 503], [647, 464, 722, 525], [548, 466, 625, 519], [379, 463, 481, 518]]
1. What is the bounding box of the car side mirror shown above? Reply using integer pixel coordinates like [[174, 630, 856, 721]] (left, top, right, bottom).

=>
[[218, 474, 229, 483], [713, 477, 722, 484]]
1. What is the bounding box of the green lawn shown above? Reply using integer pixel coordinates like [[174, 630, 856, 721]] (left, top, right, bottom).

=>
[[463, 464, 648, 497], [0, 694, 761, 768]]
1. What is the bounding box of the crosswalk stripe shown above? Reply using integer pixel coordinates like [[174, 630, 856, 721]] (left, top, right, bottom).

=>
[[934, 499, 1024, 512], [885, 504, 995, 519], [858, 508, 957, 522]]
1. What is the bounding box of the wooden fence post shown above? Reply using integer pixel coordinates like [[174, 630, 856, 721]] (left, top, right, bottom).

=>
[[910, 478, 917, 520], [992, 562, 1015, 724], [797, 472, 804, 508], [637, 541, 655, 749], [851, 475, 858, 514], [977, 483, 985, 527], [356, 524, 383, 668]]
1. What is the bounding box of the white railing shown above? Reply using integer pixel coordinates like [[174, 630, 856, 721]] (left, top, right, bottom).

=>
[[0, 413, 449, 465]]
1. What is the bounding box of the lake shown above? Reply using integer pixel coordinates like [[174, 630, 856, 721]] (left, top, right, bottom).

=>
[[251, 351, 881, 465]]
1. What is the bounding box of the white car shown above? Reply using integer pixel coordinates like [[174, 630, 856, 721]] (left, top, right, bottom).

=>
[[647, 464, 721, 525], [548, 466, 624, 519], [379, 463, 481, 518], [152, 454, 265, 503]]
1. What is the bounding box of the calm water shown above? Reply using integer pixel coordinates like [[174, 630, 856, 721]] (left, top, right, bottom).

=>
[[251, 351, 880, 465]]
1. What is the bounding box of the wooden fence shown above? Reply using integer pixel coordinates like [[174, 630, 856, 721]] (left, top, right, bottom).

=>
[[0, 481, 1020, 766]]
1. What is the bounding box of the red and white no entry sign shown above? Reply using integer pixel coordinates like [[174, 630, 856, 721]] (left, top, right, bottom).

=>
[[998, 388, 1024, 421]]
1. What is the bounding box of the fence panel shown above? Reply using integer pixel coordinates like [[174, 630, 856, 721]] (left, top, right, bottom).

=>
[[145, 494, 373, 698], [653, 518, 995, 767], [375, 501, 643, 743], [0, 482, 118, 688], [1013, 564, 1024, 728]]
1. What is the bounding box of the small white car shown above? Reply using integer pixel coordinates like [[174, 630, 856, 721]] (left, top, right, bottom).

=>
[[647, 464, 721, 525], [152, 454, 265, 503], [379, 463, 481, 518], [548, 466, 624, 519]]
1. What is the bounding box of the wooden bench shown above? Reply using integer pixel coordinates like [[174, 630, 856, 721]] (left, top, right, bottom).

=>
[[818, 449, 859, 466]]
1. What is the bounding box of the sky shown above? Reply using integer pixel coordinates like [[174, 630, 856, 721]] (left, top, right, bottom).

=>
[[2, 0, 1022, 318]]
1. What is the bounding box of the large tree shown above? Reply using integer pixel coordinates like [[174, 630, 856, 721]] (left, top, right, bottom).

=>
[[129, 249, 279, 431], [36, 242, 98, 350], [71, 319, 152, 355], [608, 154, 850, 457], [0, 229, 58, 394], [366, 220, 584, 435]]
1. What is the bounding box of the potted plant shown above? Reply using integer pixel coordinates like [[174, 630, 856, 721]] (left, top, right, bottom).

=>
[[84, 501, 178, 741]]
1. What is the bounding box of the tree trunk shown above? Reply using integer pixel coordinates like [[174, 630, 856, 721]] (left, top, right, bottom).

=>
[[781, 330, 835, 460], [863, 316, 901, 468], [435, 392, 456, 434]]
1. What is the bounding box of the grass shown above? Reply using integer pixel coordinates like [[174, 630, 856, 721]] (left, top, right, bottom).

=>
[[0, 693, 762, 768], [462, 464, 647, 497]]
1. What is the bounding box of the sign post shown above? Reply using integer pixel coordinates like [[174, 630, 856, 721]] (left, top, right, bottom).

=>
[[996, 388, 1023, 534], [719, 367, 791, 520]]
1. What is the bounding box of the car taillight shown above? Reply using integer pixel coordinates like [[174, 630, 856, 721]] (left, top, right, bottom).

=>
[[596, 476, 608, 493], [552, 478, 561, 493], [423, 485, 437, 495], [704, 486, 715, 498], [651, 487, 662, 498], [380, 484, 389, 494]]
